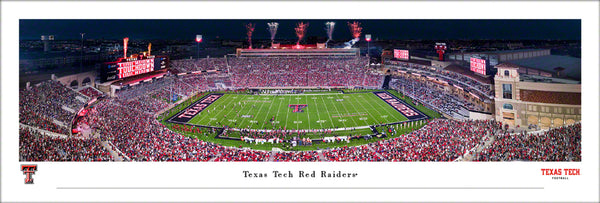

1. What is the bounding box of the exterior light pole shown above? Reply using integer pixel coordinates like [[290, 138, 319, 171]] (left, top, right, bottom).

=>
[[196, 35, 202, 59], [80, 33, 85, 72], [365, 34, 372, 66]]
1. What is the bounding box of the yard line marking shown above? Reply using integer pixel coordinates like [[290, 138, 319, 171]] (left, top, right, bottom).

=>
[[294, 96, 301, 129], [366, 92, 405, 123], [285, 94, 292, 130], [196, 94, 236, 126], [342, 93, 376, 126], [319, 93, 337, 129], [311, 95, 324, 129], [349, 93, 385, 126], [240, 94, 262, 129], [260, 95, 276, 129], [215, 95, 247, 128], [328, 94, 352, 128], [272, 95, 285, 130], [334, 94, 360, 127]]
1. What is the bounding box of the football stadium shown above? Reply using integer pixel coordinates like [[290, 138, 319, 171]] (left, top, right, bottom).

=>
[[19, 20, 581, 162]]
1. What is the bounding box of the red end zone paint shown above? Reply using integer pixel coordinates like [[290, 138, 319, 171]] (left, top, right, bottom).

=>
[[373, 91, 428, 120]]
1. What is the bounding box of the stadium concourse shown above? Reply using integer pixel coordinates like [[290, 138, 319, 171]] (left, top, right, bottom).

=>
[[19, 56, 581, 162], [386, 60, 494, 99]]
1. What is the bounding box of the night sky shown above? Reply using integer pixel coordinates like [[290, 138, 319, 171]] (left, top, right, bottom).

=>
[[20, 19, 580, 41]]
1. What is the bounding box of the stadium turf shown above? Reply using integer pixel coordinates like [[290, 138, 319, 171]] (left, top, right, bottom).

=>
[[186, 92, 408, 130]]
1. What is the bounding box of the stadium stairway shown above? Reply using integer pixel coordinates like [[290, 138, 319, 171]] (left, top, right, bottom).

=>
[[61, 105, 76, 114], [101, 141, 124, 161], [268, 151, 276, 162], [75, 95, 88, 104], [460, 132, 497, 161], [51, 118, 69, 129], [317, 151, 327, 161], [366, 145, 387, 161], [20, 124, 68, 139]]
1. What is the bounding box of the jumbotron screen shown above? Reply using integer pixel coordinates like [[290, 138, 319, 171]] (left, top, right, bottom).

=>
[[117, 58, 154, 78], [394, 49, 409, 60], [100, 56, 168, 82], [470, 57, 486, 75]]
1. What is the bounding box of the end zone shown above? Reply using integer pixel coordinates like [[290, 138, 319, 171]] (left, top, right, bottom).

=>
[[372, 91, 429, 121], [167, 93, 224, 123]]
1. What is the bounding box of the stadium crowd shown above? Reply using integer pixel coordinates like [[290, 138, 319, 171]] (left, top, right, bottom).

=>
[[79, 87, 104, 98], [473, 123, 581, 161], [19, 56, 581, 162], [213, 148, 270, 162], [272, 151, 320, 162], [228, 57, 383, 88], [83, 99, 218, 161], [20, 80, 88, 135], [322, 145, 384, 161], [387, 60, 494, 97], [114, 75, 214, 114], [390, 75, 483, 117], [170, 58, 228, 73], [19, 127, 112, 161], [369, 119, 502, 161]]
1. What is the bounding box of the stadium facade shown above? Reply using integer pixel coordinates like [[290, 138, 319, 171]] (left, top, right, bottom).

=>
[[493, 62, 581, 129], [447, 49, 551, 67]]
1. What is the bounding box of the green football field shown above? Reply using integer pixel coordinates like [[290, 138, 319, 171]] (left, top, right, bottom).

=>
[[186, 92, 408, 130]]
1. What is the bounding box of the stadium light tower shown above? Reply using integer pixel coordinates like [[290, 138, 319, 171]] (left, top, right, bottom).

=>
[[80, 33, 85, 72], [196, 35, 203, 59], [365, 34, 371, 66]]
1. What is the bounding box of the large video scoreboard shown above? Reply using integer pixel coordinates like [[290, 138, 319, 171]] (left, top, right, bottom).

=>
[[100, 56, 168, 82], [470, 57, 487, 75], [393, 49, 409, 60]]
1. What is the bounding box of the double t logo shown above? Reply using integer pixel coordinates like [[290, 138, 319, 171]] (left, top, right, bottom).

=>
[[289, 104, 308, 113], [21, 165, 37, 184]]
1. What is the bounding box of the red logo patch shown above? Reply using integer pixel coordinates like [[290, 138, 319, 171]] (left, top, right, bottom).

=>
[[21, 164, 37, 184]]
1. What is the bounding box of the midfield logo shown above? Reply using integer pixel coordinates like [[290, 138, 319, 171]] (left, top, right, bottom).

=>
[[21, 164, 37, 184], [289, 104, 308, 113]]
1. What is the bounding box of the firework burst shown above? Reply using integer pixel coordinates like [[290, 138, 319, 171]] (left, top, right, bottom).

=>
[[246, 23, 255, 49], [295, 22, 309, 45], [325, 22, 335, 47], [348, 21, 363, 39], [267, 22, 279, 44]]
